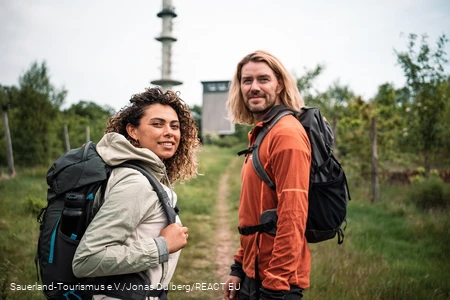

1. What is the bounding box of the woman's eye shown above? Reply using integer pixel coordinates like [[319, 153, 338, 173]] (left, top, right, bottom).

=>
[[152, 122, 163, 127]]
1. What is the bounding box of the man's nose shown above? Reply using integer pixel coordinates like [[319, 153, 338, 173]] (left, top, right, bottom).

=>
[[250, 80, 260, 92]]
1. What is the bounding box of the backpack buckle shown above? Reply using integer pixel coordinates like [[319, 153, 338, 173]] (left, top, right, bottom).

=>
[[36, 206, 47, 224], [237, 145, 256, 156], [261, 220, 276, 233]]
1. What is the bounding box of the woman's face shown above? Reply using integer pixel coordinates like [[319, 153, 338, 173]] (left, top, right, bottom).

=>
[[127, 103, 181, 159]]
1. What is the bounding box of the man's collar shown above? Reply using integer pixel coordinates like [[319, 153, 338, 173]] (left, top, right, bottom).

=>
[[262, 104, 287, 123]]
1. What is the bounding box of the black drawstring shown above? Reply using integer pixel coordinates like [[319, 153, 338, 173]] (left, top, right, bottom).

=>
[[254, 232, 262, 299], [237, 145, 256, 156]]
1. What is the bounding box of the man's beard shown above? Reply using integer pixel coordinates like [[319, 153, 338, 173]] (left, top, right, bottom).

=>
[[246, 95, 277, 116]]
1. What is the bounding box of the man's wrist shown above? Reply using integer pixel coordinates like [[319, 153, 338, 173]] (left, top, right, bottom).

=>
[[230, 260, 245, 280]]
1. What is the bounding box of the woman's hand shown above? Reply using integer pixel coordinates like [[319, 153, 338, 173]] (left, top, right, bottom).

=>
[[159, 223, 189, 253]]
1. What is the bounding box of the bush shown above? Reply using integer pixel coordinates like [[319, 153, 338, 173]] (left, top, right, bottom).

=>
[[25, 194, 46, 215], [213, 135, 241, 148], [407, 177, 450, 211], [409, 167, 440, 184], [203, 133, 244, 148]]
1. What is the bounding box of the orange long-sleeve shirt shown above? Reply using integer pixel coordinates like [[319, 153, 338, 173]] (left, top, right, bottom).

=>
[[234, 113, 312, 291]]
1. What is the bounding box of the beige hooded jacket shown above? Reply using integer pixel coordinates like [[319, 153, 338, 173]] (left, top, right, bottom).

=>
[[72, 132, 181, 299]]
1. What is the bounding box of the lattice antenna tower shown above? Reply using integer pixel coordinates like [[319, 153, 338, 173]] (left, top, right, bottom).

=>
[[150, 0, 182, 90]]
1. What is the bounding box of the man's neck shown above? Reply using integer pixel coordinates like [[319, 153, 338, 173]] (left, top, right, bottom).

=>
[[254, 103, 285, 124]]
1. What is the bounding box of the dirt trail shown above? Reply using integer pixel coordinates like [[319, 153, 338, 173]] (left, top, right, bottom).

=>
[[214, 159, 239, 289]]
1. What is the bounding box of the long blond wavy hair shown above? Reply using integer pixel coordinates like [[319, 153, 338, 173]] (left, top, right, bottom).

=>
[[105, 87, 201, 184], [226, 50, 304, 125]]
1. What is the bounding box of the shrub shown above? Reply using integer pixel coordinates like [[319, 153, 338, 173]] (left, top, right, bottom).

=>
[[407, 177, 450, 211], [409, 167, 441, 184], [202, 132, 220, 145], [213, 135, 240, 148], [26, 194, 46, 215]]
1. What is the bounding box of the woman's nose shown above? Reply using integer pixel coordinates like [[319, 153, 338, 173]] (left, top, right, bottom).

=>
[[164, 125, 175, 136]]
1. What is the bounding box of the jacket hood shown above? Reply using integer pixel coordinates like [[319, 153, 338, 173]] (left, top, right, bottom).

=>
[[96, 132, 166, 179]]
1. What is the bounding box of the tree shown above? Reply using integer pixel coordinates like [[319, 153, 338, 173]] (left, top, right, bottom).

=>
[[371, 83, 405, 164], [296, 66, 355, 160], [65, 100, 114, 120], [323, 81, 355, 159], [190, 104, 202, 142], [441, 79, 450, 165], [296, 64, 325, 107], [63, 101, 114, 147], [10, 61, 67, 165], [339, 96, 372, 181], [395, 33, 450, 177]]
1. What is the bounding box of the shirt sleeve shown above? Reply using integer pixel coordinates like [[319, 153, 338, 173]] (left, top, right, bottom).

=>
[[72, 169, 162, 278], [262, 124, 311, 290], [233, 245, 244, 266]]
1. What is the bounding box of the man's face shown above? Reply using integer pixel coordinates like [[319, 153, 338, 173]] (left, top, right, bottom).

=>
[[240, 61, 283, 121]]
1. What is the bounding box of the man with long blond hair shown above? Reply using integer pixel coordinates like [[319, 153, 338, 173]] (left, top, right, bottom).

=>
[[224, 51, 311, 299]]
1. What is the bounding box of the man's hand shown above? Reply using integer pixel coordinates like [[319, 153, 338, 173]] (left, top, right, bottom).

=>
[[224, 275, 242, 300]]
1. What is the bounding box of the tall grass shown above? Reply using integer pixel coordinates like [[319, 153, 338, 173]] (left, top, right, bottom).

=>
[[305, 183, 450, 300], [0, 168, 48, 300], [1, 146, 449, 299]]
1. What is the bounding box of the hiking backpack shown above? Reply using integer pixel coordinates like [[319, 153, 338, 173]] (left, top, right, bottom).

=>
[[238, 105, 351, 244], [35, 141, 178, 300]]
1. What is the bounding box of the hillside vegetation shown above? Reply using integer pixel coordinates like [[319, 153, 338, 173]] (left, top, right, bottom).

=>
[[1, 145, 449, 299]]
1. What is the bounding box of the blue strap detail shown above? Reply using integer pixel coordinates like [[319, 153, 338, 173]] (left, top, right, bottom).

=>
[[70, 233, 78, 240], [87, 193, 94, 200], [63, 290, 82, 300], [48, 217, 60, 263]]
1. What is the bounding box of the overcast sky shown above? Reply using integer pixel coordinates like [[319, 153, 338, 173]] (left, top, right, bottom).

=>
[[1, 0, 449, 112]]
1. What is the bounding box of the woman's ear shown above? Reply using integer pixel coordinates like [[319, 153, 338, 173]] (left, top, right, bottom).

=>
[[126, 123, 137, 140]]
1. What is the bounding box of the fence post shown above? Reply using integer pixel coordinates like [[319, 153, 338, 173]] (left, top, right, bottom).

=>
[[64, 124, 70, 152]]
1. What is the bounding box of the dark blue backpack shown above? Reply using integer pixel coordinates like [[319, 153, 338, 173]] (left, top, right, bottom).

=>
[[35, 141, 177, 300]]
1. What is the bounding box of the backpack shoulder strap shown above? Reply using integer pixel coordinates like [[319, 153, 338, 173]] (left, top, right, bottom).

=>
[[252, 109, 294, 190], [117, 162, 178, 224]]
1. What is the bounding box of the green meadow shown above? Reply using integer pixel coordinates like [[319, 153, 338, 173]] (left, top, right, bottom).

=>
[[1, 145, 449, 299]]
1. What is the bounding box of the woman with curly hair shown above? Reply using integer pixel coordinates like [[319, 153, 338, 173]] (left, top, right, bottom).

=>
[[73, 87, 201, 300]]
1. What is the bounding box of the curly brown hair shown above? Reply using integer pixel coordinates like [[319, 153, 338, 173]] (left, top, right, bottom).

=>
[[105, 87, 201, 184]]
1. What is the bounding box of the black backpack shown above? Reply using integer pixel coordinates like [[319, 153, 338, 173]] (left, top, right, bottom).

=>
[[237, 105, 351, 244], [35, 141, 178, 300]]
